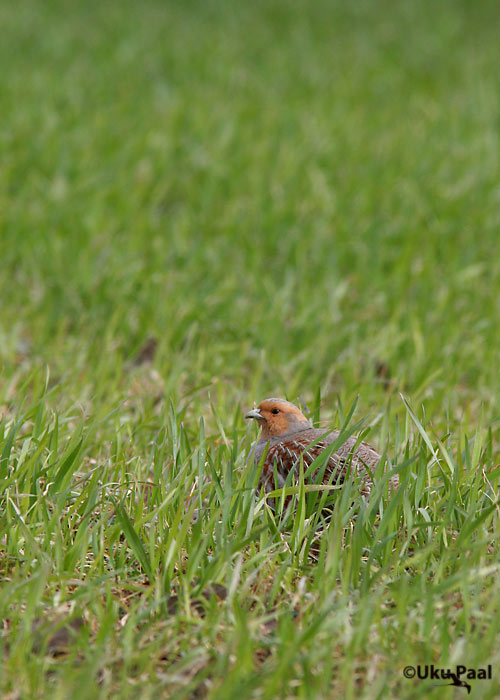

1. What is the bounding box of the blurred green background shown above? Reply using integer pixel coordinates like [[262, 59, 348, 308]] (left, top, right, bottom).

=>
[[2, 0, 499, 420]]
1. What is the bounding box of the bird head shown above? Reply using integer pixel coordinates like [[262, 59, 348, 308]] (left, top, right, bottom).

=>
[[245, 398, 312, 439]]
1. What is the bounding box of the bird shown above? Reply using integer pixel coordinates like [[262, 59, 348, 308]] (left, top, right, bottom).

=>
[[245, 397, 388, 503], [442, 674, 471, 694]]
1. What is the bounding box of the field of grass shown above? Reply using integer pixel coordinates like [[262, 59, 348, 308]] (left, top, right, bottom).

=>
[[1, 0, 500, 697]]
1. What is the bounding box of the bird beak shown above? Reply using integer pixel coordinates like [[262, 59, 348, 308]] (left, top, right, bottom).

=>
[[245, 408, 264, 421]]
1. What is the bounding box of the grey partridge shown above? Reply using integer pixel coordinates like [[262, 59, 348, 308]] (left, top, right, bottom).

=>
[[245, 398, 385, 500]]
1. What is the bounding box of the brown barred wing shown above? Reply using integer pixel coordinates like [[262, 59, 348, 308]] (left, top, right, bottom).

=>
[[259, 437, 348, 493], [289, 436, 353, 486]]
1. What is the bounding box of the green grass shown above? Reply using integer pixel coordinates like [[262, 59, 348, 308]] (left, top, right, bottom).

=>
[[1, 0, 500, 697]]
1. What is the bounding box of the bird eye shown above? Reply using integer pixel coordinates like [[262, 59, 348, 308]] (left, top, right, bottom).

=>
[[271, 408, 280, 415]]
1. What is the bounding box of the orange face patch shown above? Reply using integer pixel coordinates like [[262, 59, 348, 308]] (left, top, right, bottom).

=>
[[256, 400, 309, 439]]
